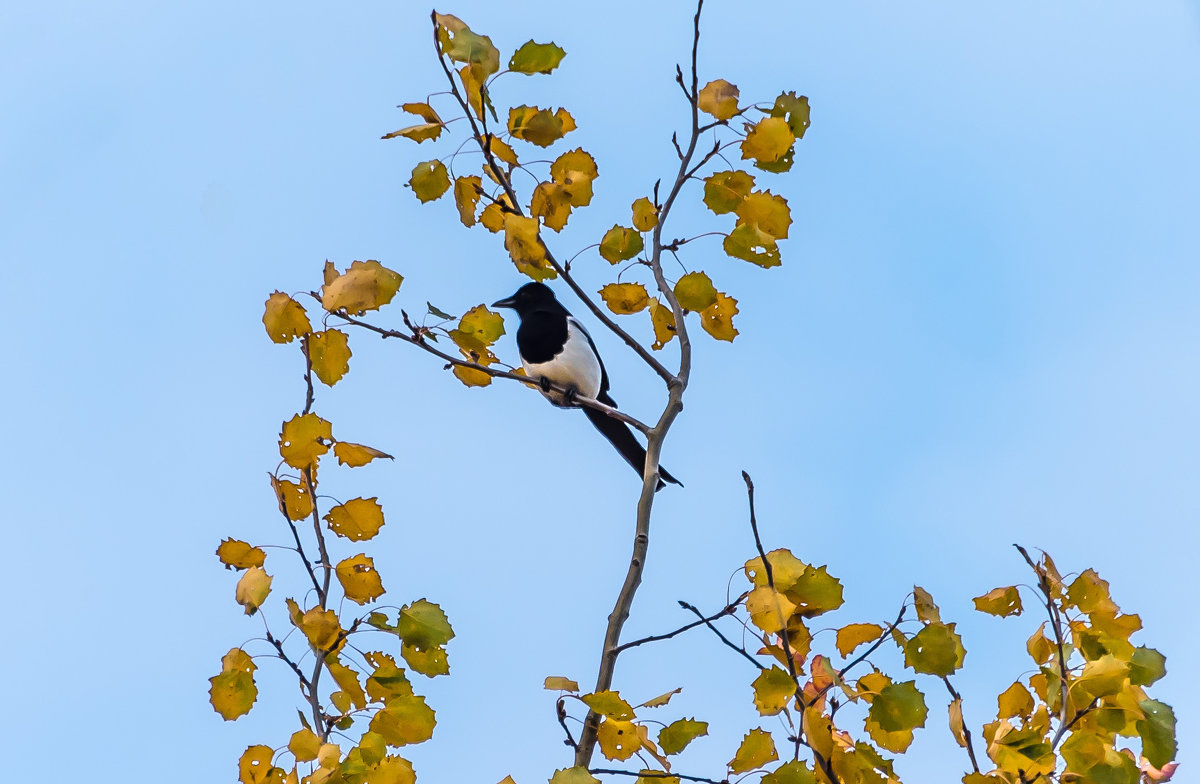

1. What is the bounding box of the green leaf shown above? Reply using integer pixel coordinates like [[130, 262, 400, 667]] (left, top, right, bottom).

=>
[[409, 160, 451, 203], [368, 694, 436, 746], [761, 761, 816, 784], [658, 718, 708, 755], [903, 622, 966, 676], [1129, 646, 1167, 686], [598, 225, 644, 264], [397, 599, 455, 648], [508, 40, 566, 74], [766, 92, 811, 139], [784, 564, 844, 617], [427, 302, 454, 320], [401, 642, 449, 677], [1137, 699, 1177, 768], [723, 223, 780, 268], [673, 271, 718, 311], [703, 170, 755, 214], [912, 586, 941, 623], [729, 728, 778, 773], [751, 666, 797, 715], [868, 681, 927, 733]]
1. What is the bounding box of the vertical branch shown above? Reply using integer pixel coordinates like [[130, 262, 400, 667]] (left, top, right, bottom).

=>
[[942, 676, 982, 775], [1015, 545, 1071, 740], [305, 465, 332, 738]]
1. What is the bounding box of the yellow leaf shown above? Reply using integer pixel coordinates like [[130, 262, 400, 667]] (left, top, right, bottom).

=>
[[729, 728, 779, 773], [370, 694, 437, 745], [316, 743, 340, 769], [599, 282, 651, 315], [700, 292, 739, 342], [549, 769, 600, 784], [767, 91, 811, 138], [973, 586, 1023, 617], [550, 148, 598, 207], [703, 170, 755, 214], [673, 271, 717, 311], [698, 79, 740, 121], [948, 697, 968, 748], [209, 648, 258, 721], [453, 176, 483, 227], [736, 191, 792, 239], [381, 102, 444, 143], [279, 413, 331, 470], [598, 718, 642, 761], [502, 213, 555, 280], [545, 676, 580, 692], [365, 653, 414, 703], [336, 553, 385, 605], [307, 329, 351, 386], [631, 197, 658, 231], [321, 259, 403, 316], [1026, 622, 1053, 664], [640, 304, 675, 358], [531, 181, 573, 232], [581, 690, 635, 720], [328, 658, 367, 710], [216, 538, 266, 570], [1074, 654, 1130, 699], [235, 566, 272, 615], [238, 745, 278, 784], [508, 105, 575, 147], [741, 116, 794, 164], [452, 364, 493, 388], [509, 40, 567, 74], [599, 225, 644, 264], [331, 442, 391, 467], [486, 135, 519, 166], [836, 623, 884, 657], [723, 223, 779, 267], [299, 607, 343, 652], [263, 292, 312, 344], [639, 688, 681, 708], [912, 586, 941, 623], [997, 682, 1033, 719], [437, 16, 500, 83], [746, 585, 797, 633], [271, 477, 312, 521], [1067, 569, 1118, 615], [458, 63, 486, 120], [288, 728, 321, 762], [752, 666, 797, 715], [325, 497, 385, 541], [409, 160, 451, 203], [479, 201, 506, 233], [371, 756, 416, 784], [402, 642, 449, 676]]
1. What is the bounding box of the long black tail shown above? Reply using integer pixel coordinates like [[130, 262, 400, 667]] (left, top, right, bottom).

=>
[[582, 406, 682, 491]]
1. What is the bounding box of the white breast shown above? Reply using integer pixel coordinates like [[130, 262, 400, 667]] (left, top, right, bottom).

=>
[[522, 318, 602, 403]]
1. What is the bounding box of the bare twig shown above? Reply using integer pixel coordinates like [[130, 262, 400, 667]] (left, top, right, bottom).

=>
[[614, 593, 747, 653], [1015, 545, 1072, 745], [271, 473, 322, 598], [942, 676, 982, 774], [556, 698, 579, 750], [679, 600, 765, 670], [300, 335, 316, 415], [591, 769, 727, 784]]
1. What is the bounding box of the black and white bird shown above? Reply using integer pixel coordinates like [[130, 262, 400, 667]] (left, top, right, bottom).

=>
[[493, 282, 682, 491]]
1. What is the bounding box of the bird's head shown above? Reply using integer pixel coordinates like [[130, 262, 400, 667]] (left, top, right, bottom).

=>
[[492, 282, 559, 317]]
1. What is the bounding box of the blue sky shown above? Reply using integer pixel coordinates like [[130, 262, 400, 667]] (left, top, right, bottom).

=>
[[3, 1, 1196, 781]]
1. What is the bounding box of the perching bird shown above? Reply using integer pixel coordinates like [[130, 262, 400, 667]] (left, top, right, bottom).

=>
[[492, 282, 682, 491]]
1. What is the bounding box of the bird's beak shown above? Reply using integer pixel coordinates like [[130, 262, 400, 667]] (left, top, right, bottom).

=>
[[492, 296, 516, 309]]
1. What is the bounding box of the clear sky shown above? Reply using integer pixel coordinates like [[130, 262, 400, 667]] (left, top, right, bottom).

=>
[[3, 1, 1196, 782]]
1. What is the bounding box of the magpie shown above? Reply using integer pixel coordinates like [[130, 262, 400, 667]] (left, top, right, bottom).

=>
[[492, 282, 682, 491]]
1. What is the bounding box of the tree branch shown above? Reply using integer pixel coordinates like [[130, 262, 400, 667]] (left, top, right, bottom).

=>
[[1015, 545, 1072, 743], [613, 593, 747, 654], [557, 697, 579, 750], [679, 600, 765, 670], [942, 676, 982, 775], [590, 768, 726, 784]]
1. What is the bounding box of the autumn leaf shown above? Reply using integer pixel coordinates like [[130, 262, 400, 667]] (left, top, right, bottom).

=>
[[639, 688, 681, 709], [382, 102, 444, 143], [333, 441, 394, 467], [325, 497, 385, 541], [649, 299, 676, 350], [453, 176, 483, 227], [209, 648, 258, 720], [912, 586, 941, 623], [673, 271, 717, 311], [903, 622, 966, 676], [398, 599, 455, 649], [599, 283, 651, 315], [402, 642, 449, 677], [996, 682, 1033, 719], [279, 412, 331, 470], [704, 170, 754, 214], [973, 586, 1023, 617], [550, 148, 598, 207], [288, 728, 321, 762], [598, 718, 642, 761], [238, 745, 279, 784], [409, 160, 451, 203], [308, 329, 351, 386], [599, 225, 644, 264], [371, 756, 416, 784], [336, 553, 385, 605], [698, 79, 740, 121], [548, 769, 600, 784], [658, 718, 708, 755], [700, 293, 739, 341], [766, 92, 811, 138], [869, 681, 928, 733], [436, 15, 499, 83], [581, 690, 635, 720], [741, 117, 793, 164], [271, 477, 312, 521], [752, 667, 797, 715], [235, 566, 272, 615], [723, 223, 779, 268], [509, 40, 566, 74], [298, 607, 343, 651], [263, 292, 312, 344], [631, 197, 658, 231], [216, 538, 266, 570], [746, 586, 796, 633], [503, 213, 555, 280], [370, 694, 437, 746], [762, 761, 817, 784], [508, 105, 576, 147], [328, 659, 367, 710], [545, 676, 580, 692], [531, 181, 573, 232], [948, 698, 968, 748], [736, 191, 792, 239], [729, 728, 778, 773], [321, 259, 403, 315], [836, 623, 884, 657]]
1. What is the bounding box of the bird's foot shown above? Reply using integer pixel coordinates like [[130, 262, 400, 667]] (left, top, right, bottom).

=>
[[538, 376, 553, 394], [562, 385, 580, 406]]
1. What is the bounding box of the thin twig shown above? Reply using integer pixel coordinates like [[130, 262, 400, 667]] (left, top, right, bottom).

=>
[[942, 676, 981, 775], [271, 473, 322, 598], [300, 335, 315, 415], [1015, 545, 1072, 745], [591, 769, 726, 784], [556, 698, 579, 750], [679, 600, 765, 670], [614, 593, 747, 653]]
